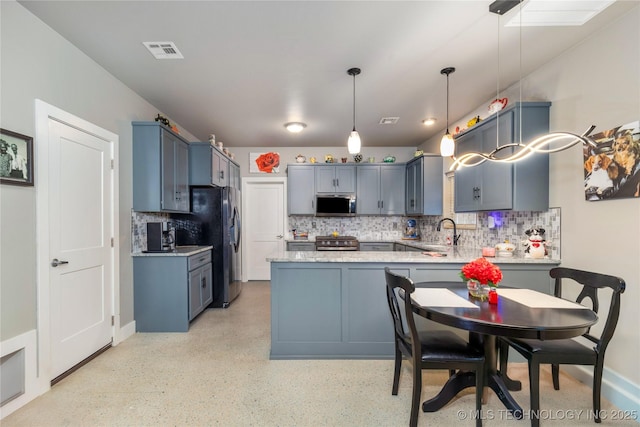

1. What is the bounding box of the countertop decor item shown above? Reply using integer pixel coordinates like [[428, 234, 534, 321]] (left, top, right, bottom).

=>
[[460, 257, 502, 300], [324, 154, 334, 163], [295, 154, 306, 163], [383, 155, 396, 163], [495, 239, 516, 257], [353, 153, 362, 163]]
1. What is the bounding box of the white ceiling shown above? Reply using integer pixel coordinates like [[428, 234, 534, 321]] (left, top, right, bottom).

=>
[[18, 0, 636, 149]]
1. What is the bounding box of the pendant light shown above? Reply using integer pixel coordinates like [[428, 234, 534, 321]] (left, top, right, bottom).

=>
[[440, 67, 456, 157], [347, 67, 362, 154], [449, 1, 598, 170]]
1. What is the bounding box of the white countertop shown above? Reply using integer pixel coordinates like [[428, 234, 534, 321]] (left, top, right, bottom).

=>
[[132, 245, 213, 257], [268, 245, 559, 264]]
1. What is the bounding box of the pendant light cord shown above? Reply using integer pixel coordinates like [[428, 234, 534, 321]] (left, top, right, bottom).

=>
[[518, 0, 523, 145], [446, 72, 450, 134], [352, 73, 357, 131]]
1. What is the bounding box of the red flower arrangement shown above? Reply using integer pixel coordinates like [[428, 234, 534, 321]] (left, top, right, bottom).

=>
[[460, 257, 503, 287]]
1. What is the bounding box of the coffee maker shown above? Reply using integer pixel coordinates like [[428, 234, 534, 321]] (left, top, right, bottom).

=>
[[146, 221, 175, 252]]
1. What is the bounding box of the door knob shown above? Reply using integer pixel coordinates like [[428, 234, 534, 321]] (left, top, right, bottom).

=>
[[276, 235, 283, 239], [51, 258, 69, 267]]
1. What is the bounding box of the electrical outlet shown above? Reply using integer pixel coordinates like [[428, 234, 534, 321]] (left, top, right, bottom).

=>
[[312, 221, 316, 229]]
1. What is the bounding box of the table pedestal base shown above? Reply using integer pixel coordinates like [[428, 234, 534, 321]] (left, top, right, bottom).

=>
[[422, 334, 524, 419]]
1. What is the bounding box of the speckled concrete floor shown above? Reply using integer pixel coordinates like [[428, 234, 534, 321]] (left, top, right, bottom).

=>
[[3, 281, 636, 426]]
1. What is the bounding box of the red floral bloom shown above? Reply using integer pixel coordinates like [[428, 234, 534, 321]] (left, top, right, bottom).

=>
[[255, 152, 280, 173], [460, 257, 502, 287]]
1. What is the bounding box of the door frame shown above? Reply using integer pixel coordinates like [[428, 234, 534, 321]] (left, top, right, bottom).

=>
[[34, 99, 120, 394], [241, 176, 287, 282]]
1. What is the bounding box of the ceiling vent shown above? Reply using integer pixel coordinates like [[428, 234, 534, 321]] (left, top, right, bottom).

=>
[[379, 117, 399, 125], [142, 42, 184, 59]]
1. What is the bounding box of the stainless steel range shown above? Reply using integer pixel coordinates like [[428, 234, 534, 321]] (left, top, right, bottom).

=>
[[315, 235, 359, 251]]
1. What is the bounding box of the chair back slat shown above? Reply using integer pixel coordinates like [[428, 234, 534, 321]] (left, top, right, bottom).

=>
[[384, 267, 418, 349], [550, 267, 626, 354]]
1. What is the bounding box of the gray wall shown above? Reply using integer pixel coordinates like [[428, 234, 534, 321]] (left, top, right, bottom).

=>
[[421, 5, 640, 390], [0, 1, 198, 339]]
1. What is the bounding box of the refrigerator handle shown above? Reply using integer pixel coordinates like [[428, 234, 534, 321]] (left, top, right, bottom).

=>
[[233, 206, 241, 253]]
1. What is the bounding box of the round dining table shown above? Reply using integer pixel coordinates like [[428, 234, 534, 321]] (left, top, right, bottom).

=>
[[409, 282, 598, 418]]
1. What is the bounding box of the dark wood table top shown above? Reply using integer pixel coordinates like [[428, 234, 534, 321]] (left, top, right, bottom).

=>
[[410, 282, 598, 340]]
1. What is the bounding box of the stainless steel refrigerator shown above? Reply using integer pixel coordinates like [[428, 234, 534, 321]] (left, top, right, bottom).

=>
[[178, 186, 242, 308]]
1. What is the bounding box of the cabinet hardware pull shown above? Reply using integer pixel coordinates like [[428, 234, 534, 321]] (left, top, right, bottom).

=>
[[201, 277, 206, 288]]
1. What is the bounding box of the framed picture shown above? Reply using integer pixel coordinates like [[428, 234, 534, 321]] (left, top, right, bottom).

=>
[[1, 128, 34, 186], [249, 151, 280, 173], [583, 120, 639, 201]]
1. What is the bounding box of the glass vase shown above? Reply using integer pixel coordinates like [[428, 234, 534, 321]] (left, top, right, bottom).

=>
[[467, 280, 490, 300]]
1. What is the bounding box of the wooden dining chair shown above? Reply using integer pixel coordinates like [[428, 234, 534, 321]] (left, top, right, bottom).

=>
[[384, 267, 485, 427], [499, 267, 626, 425]]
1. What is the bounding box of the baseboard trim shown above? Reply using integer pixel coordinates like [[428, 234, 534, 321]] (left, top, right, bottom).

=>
[[564, 365, 640, 416], [116, 320, 136, 344]]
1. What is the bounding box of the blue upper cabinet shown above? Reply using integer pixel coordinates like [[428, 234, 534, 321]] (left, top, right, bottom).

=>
[[405, 155, 443, 216], [133, 122, 190, 213], [454, 102, 551, 212], [357, 164, 406, 215], [315, 165, 356, 193], [189, 142, 238, 188], [287, 164, 316, 215]]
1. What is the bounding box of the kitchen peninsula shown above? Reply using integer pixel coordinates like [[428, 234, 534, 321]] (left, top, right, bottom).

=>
[[267, 246, 559, 360]]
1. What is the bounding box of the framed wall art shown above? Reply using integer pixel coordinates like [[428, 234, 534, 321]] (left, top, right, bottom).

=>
[[0, 128, 34, 186], [583, 120, 639, 201], [249, 151, 280, 173]]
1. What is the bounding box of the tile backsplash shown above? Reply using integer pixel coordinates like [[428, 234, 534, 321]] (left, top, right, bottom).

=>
[[288, 207, 561, 258], [131, 211, 169, 253], [132, 207, 561, 258]]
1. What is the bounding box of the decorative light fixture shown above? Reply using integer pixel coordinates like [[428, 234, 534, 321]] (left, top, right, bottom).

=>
[[449, 1, 598, 170], [347, 67, 362, 154], [284, 122, 306, 133], [440, 67, 456, 157], [422, 118, 436, 126]]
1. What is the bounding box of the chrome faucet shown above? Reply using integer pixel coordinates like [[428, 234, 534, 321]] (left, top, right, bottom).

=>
[[436, 217, 460, 246]]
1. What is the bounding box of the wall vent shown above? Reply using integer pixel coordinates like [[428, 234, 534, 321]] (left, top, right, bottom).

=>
[[379, 117, 399, 125], [142, 42, 184, 59]]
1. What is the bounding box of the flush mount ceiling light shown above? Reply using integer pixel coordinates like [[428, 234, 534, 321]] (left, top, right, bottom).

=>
[[284, 122, 306, 133], [347, 67, 362, 155], [449, 1, 598, 170], [422, 118, 436, 126], [439, 67, 456, 157]]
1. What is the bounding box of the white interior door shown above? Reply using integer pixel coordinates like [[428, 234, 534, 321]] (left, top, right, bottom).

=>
[[242, 178, 286, 280], [48, 119, 113, 378]]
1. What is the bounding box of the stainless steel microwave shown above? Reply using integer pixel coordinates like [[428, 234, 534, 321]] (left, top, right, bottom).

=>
[[315, 195, 356, 217]]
